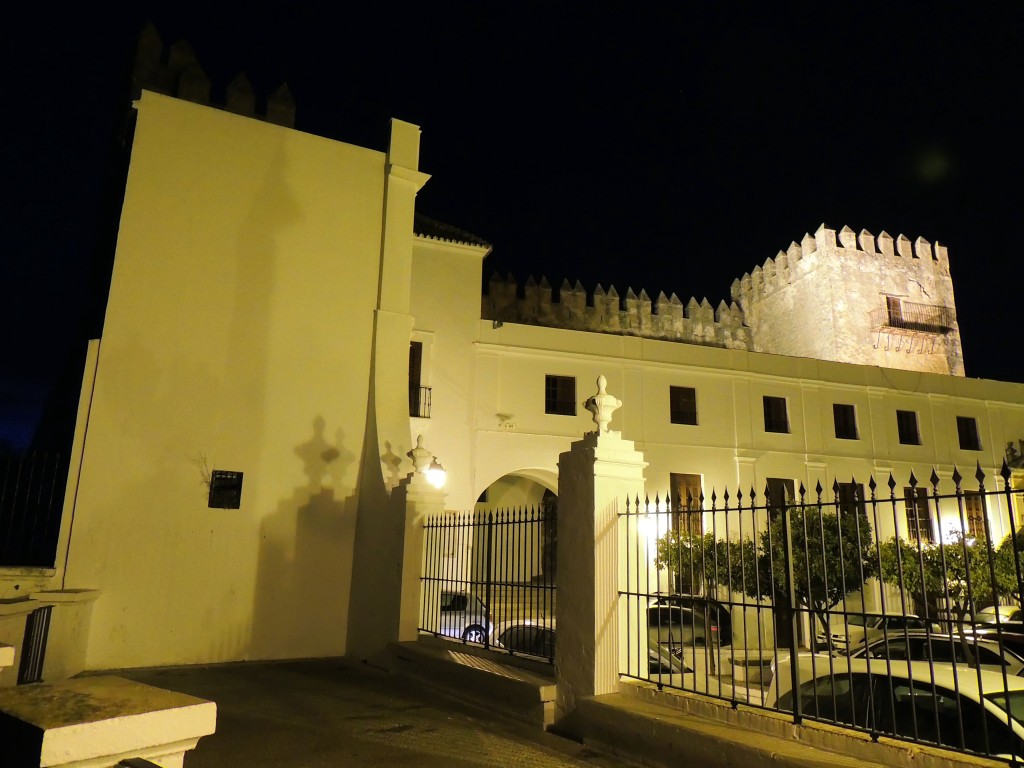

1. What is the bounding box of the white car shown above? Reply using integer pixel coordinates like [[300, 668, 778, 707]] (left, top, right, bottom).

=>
[[976, 605, 1024, 624], [818, 613, 942, 655], [434, 589, 493, 643], [766, 654, 1024, 759], [850, 631, 1024, 676], [494, 618, 556, 659]]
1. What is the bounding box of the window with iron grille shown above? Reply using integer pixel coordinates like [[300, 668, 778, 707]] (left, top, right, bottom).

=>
[[957, 416, 982, 451], [904, 487, 934, 543], [896, 410, 921, 445], [833, 403, 858, 440], [964, 492, 986, 539], [669, 386, 698, 425], [763, 396, 790, 433], [545, 375, 576, 415]]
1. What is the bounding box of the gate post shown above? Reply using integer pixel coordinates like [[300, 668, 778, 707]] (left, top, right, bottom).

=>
[[398, 436, 447, 642], [556, 376, 646, 719]]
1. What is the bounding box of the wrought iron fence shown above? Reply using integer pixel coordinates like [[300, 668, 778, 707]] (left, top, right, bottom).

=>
[[620, 462, 1024, 763], [0, 451, 66, 567], [420, 506, 556, 662]]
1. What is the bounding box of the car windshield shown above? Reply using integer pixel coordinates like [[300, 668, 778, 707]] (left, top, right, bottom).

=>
[[985, 690, 1024, 725], [846, 615, 870, 627]]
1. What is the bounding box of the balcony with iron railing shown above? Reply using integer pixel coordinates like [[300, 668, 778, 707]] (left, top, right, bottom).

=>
[[410, 386, 432, 418], [870, 301, 955, 334]]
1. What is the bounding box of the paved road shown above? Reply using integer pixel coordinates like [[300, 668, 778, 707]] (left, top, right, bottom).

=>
[[122, 659, 636, 768]]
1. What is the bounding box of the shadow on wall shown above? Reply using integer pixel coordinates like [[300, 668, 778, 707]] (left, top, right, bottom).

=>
[[250, 416, 358, 659]]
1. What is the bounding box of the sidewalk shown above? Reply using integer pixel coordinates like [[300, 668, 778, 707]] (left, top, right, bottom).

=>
[[116, 658, 637, 768]]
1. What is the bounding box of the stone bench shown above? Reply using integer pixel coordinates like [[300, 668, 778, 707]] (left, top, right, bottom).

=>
[[0, 675, 216, 768]]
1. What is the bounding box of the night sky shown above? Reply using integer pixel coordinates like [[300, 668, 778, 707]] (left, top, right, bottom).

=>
[[3, 5, 1023, 453]]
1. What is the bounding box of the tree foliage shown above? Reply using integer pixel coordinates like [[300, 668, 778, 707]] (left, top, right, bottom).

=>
[[878, 532, 998, 623], [656, 507, 877, 640]]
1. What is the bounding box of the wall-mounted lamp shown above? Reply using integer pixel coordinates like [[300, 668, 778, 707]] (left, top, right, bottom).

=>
[[426, 458, 447, 489]]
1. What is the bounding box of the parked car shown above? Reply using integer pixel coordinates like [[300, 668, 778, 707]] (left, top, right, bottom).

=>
[[964, 627, 1024, 659], [849, 631, 1024, 675], [647, 603, 716, 657], [817, 613, 941, 655], [436, 589, 492, 643], [767, 654, 1024, 759], [495, 619, 687, 677], [495, 619, 556, 659], [651, 593, 733, 647], [976, 605, 1024, 624]]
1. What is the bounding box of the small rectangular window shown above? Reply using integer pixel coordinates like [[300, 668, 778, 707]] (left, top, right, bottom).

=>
[[209, 470, 244, 509], [669, 386, 698, 425], [833, 403, 858, 440], [896, 409, 921, 445], [545, 375, 576, 415], [904, 487, 933, 543], [763, 396, 790, 433], [957, 416, 982, 451]]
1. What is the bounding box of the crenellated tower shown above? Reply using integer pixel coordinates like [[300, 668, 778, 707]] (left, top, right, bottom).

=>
[[730, 223, 963, 375], [131, 22, 295, 128]]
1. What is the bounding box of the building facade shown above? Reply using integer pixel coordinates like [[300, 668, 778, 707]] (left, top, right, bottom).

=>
[[2, 56, 1022, 676]]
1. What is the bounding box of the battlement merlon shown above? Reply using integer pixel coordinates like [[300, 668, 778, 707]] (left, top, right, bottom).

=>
[[482, 273, 751, 350], [729, 223, 951, 304]]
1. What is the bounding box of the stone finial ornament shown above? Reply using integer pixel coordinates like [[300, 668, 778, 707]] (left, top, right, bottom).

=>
[[584, 375, 622, 434], [408, 434, 432, 473]]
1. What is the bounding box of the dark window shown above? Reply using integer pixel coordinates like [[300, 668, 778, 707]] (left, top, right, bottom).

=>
[[833, 403, 858, 440], [208, 470, 243, 509], [896, 410, 921, 445], [905, 487, 934, 543], [409, 342, 430, 417], [763, 396, 790, 433], [957, 416, 982, 451], [669, 386, 698, 425], [766, 477, 795, 522], [545, 375, 576, 415], [886, 295, 903, 326], [836, 482, 866, 517]]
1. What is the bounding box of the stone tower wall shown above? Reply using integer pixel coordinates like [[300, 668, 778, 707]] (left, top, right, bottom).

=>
[[730, 224, 964, 376]]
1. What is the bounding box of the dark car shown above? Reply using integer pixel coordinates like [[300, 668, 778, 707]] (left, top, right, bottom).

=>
[[649, 594, 733, 647]]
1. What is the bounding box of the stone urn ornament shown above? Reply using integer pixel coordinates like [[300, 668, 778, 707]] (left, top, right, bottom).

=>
[[584, 375, 621, 434]]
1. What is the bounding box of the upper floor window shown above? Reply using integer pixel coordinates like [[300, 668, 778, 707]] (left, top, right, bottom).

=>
[[409, 341, 431, 418], [669, 386, 698, 425], [833, 403, 858, 440], [956, 416, 982, 451], [896, 409, 921, 445], [545, 375, 576, 416], [763, 396, 790, 434]]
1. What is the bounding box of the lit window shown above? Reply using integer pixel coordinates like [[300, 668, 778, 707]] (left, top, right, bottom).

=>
[[833, 403, 858, 440], [669, 386, 697, 425], [763, 396, 790, 433], [957, 416, 982, 451], [896, 410, 921, 445], [904, 487, 933, 543], [545, 375, 576, 416]]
